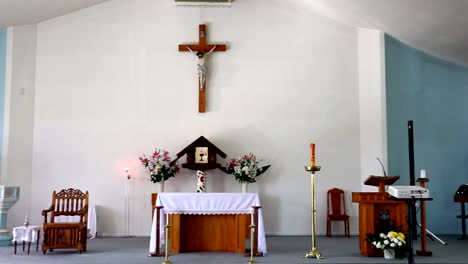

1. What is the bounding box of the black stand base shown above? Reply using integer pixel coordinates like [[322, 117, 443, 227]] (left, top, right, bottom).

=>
[[416, 222, 447, 245], [457, 202, 467, 240], [391, 197, 433, 264], [416, 250, 432, 256]]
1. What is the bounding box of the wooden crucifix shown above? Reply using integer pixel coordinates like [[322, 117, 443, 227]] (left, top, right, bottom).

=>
[[179, 24, 226, 113]]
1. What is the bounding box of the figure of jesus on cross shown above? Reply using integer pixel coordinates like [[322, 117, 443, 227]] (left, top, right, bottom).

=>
[[186, 45, 217, 92], [179, 24, 226, 113]]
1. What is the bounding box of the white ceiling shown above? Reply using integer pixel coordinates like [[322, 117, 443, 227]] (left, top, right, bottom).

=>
[[0, 0, 108, 28], [301, 0, 468, 66], [1, 0, 468, 66]]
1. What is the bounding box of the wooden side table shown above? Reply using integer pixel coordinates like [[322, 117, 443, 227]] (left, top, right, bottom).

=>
[[12, 225, 40, 255]]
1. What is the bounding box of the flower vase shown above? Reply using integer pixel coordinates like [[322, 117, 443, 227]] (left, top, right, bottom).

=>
[[241, 182, 248, 193], [159, 181, 165, 193], [383, 249, 395, 259]]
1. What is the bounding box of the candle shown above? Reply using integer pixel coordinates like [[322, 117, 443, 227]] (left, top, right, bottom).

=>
[[24, 212, 29, 227], [310, 143, 316, 166], [420, 169, 426, 178], [251, 212, 254, 225]]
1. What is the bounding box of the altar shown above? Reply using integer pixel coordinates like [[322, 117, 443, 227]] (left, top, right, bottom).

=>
[[149, 193, 267, 255]]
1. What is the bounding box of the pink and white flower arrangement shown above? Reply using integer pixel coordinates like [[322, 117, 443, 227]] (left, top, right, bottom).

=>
[[139, 149, 180, 183], [223, 153, 270, 183]]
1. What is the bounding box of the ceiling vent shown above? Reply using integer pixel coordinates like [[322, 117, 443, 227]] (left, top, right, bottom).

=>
[[175, 0, 232, 7]]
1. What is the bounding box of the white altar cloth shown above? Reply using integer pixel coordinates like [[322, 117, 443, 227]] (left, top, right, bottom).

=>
[[54, 204, 97, 239], [149, 193, 267, 255]]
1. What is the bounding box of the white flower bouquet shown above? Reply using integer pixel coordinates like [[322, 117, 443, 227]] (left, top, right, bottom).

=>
[[370, 231, 406, 251]]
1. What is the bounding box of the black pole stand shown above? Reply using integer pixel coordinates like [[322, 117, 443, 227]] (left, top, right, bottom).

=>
[[408, 121, 415, 186], [408, 199, 415, 264], [392, 197, 433, 264], [407, 121, 418, 237]]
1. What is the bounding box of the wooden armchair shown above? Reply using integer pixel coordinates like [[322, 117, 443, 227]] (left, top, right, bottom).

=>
[[42, 188, 89, 254]]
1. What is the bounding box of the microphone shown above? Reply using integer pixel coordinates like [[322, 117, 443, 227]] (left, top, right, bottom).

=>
[[376, 157, 387, 177]]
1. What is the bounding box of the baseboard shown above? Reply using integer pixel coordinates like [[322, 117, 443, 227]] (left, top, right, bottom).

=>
[[174, 0, 232, 7], [265, 232, 358, 236], [100, 232, 360, 237]]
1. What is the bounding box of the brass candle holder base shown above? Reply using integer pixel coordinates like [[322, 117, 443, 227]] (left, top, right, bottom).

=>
[[162, 261, 173, 264], [305, 248, 324, 259]]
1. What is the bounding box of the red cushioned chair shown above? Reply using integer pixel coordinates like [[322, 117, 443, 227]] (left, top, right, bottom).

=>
[[326, 188, 350, 237]]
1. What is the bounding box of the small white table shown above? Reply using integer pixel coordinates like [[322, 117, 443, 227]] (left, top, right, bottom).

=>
[[12, 225, 40, 254]]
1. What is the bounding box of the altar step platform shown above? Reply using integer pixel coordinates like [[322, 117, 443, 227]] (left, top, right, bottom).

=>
[[1, 235, 466, 263]]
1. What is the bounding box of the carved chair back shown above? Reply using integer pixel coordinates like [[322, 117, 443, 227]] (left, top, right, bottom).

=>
[[48, 188, 89, 223]]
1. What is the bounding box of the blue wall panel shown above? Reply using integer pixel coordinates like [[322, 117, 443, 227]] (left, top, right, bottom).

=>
[[0, 30, 7, 174], [386, 34, 468, 234]]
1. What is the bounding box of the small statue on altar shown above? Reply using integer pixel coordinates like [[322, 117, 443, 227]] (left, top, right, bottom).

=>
[[197, 170, 206, 193]]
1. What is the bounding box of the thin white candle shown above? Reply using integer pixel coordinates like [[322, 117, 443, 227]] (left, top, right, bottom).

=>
[[420, 169, 426, 178]]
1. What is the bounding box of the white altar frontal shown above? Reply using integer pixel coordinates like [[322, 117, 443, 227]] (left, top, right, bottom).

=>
[[149, 193, 267, 255]]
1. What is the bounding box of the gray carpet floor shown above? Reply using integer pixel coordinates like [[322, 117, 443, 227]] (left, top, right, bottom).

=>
[[0, 235, 466, 264]]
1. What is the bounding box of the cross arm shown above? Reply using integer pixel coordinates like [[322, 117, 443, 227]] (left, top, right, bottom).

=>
[[178, 44, 226, 52]]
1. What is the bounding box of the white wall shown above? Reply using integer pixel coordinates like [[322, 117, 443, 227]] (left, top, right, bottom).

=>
[[25, 0, 365, 236], [357, 28, 388, 191], [3, 25, 37, 229]]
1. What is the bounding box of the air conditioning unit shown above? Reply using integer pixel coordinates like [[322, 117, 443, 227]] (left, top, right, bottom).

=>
[[175, 0, 232, 7]]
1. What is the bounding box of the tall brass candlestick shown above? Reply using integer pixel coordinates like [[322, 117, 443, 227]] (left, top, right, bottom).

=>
[[305, 164, 323, 259], [162, 213, 172, 264], [247, 220, 256, 264]]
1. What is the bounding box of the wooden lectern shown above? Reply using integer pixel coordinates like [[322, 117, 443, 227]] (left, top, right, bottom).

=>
[[352, 176, 407, 257], [364, 176, 400, 193]]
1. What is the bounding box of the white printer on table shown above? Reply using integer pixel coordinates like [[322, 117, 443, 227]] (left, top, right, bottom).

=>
[[388, 185, 430, 199]]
